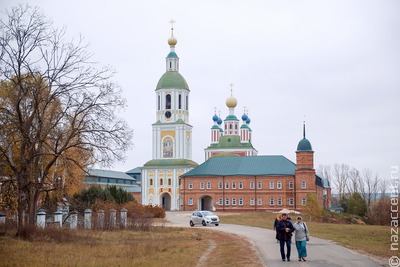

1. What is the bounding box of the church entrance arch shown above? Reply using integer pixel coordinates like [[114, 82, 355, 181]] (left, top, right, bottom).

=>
[[198, 195, 213, 211], [160, 193, 171, 211]]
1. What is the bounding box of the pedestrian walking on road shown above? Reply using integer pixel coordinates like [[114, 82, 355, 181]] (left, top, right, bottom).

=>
[[273, 214, 281, 243], [276, 213, 295, 261], [293, 216, 310, 262]]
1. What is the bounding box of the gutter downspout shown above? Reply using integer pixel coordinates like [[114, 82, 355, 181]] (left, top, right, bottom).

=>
[[182, 176, 185, 211], [254, 176, 257, 211], [223, 176, 225, 212], [294, 175, 296, 210]]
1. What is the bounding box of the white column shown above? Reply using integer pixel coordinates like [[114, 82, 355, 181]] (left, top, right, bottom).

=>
[[54, 210, 63, 228], [70, 212, 78, 229], [109, 209, 116, 228], [0, 212, 5, 225], [97, 209, 105, 229], [120, 208, 127, 228], [36, 209, 46, 228], [84, 209, 92, 229]]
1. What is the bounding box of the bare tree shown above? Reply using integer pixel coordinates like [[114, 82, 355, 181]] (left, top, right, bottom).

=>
[[379, 179, 389, 198], [332, 163, 350, 201], [0, 5, 133, 234], [362, 169, 379, 207], [346, 167, 362, 195], [317, 164, 332, 185]]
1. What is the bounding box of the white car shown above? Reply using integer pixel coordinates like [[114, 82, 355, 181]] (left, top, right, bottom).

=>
[[190, 211, 220, 227]]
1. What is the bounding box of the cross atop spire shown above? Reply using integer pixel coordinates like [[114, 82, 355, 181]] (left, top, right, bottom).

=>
[[169, 18, 176, 31], [303, 120, 306, 139], [229, 83, 234, 95]]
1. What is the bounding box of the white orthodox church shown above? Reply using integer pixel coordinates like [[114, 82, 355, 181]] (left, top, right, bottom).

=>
[[141, 24, 198, 210]]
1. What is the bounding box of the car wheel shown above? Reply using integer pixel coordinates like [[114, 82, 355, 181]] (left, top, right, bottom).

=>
[[202, 220, 207, 226], [215, 224, 219, 226], [190, 221, 194, 227]]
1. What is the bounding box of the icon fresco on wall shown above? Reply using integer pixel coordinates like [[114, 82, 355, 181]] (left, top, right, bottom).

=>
[[163, 137, 173, 158]]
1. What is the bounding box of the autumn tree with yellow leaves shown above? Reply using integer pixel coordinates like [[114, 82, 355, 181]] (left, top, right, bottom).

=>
[[0, 5, 133, 235]]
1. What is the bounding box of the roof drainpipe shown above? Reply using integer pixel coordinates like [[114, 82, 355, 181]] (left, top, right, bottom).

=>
[[222, 176, 225, 212], [294, 177, 297, 210], [254, 176, 257, 211], [182, 177, 185, 211]]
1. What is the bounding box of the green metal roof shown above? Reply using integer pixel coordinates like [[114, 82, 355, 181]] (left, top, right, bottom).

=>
[[124, 185, 142, 193], [126, 167, 141, 174], [206, 135, 255, 149], [142, 159, 198, 168], [87, 169, 136, 181], [167, 52, 178, 58], [317, 174, 330, 188], [181, 156, 297, 177], [152, 119, 192, 126], [296, 138, 313, 152], [156, 71, 189, 90], [224, 115, 239, 121]]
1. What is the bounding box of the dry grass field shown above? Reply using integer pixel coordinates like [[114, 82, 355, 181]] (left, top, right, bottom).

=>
[[0, 226, 262, 267], [218, 212, 397, 259]]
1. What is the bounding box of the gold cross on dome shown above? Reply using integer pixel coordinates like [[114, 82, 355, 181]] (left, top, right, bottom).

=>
[[229, 83, 234, 94]]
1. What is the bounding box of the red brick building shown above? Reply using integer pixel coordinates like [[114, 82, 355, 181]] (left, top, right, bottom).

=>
[[180, 125, 331, 212]]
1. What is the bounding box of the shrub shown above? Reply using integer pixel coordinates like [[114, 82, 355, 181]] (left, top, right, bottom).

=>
[[367, 197, 391, 225], [304, 193, 323, 220], [347, 192, 367, 217], [144, 205, 166, 218], [72, 185, 135, 212]]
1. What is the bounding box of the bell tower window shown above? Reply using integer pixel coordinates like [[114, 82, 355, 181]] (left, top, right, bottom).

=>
[[179, 94, 182, 109], [166, 94, 171, 109]]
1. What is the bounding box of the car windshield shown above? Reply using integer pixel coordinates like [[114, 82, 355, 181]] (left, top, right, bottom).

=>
[[201, 211, 213, 216]]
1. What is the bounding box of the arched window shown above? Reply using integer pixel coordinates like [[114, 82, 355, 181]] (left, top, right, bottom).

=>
[[166, 94, 171, 109], [178, 94, 182, 109], [149, 179, 153, 186], [160, 179, 164, 186], [168, 179, 172, 186]]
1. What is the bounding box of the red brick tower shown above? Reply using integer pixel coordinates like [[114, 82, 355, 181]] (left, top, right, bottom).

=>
[[294, 122, 316, 210]]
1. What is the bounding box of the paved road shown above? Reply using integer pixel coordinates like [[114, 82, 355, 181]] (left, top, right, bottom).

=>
[[166, 212, 385, 267]]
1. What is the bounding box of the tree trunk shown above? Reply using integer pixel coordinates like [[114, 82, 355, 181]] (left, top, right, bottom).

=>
[[16, 185, 27, 236]]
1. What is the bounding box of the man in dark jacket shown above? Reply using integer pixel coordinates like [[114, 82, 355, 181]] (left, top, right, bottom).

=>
[[277, 213, 295, 261]]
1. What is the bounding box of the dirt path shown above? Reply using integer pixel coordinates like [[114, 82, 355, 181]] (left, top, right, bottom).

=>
[[195, 239, 216, 267]]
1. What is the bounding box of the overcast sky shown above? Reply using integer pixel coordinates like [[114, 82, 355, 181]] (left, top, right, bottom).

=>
[[1, 1, 399, 183]]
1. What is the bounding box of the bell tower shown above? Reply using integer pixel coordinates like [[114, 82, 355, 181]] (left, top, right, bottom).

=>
[[141, 21, 198, 211]]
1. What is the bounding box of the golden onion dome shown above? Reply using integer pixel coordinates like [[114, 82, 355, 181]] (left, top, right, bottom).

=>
[[168, 34, 177, 46], [226, 94, 237, 108]]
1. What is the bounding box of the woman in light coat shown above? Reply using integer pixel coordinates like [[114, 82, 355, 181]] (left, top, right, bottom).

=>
[[293, 216, 310, 261]]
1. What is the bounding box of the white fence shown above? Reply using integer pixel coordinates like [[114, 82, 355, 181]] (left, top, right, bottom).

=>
[[34, 208, 153, 230]]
